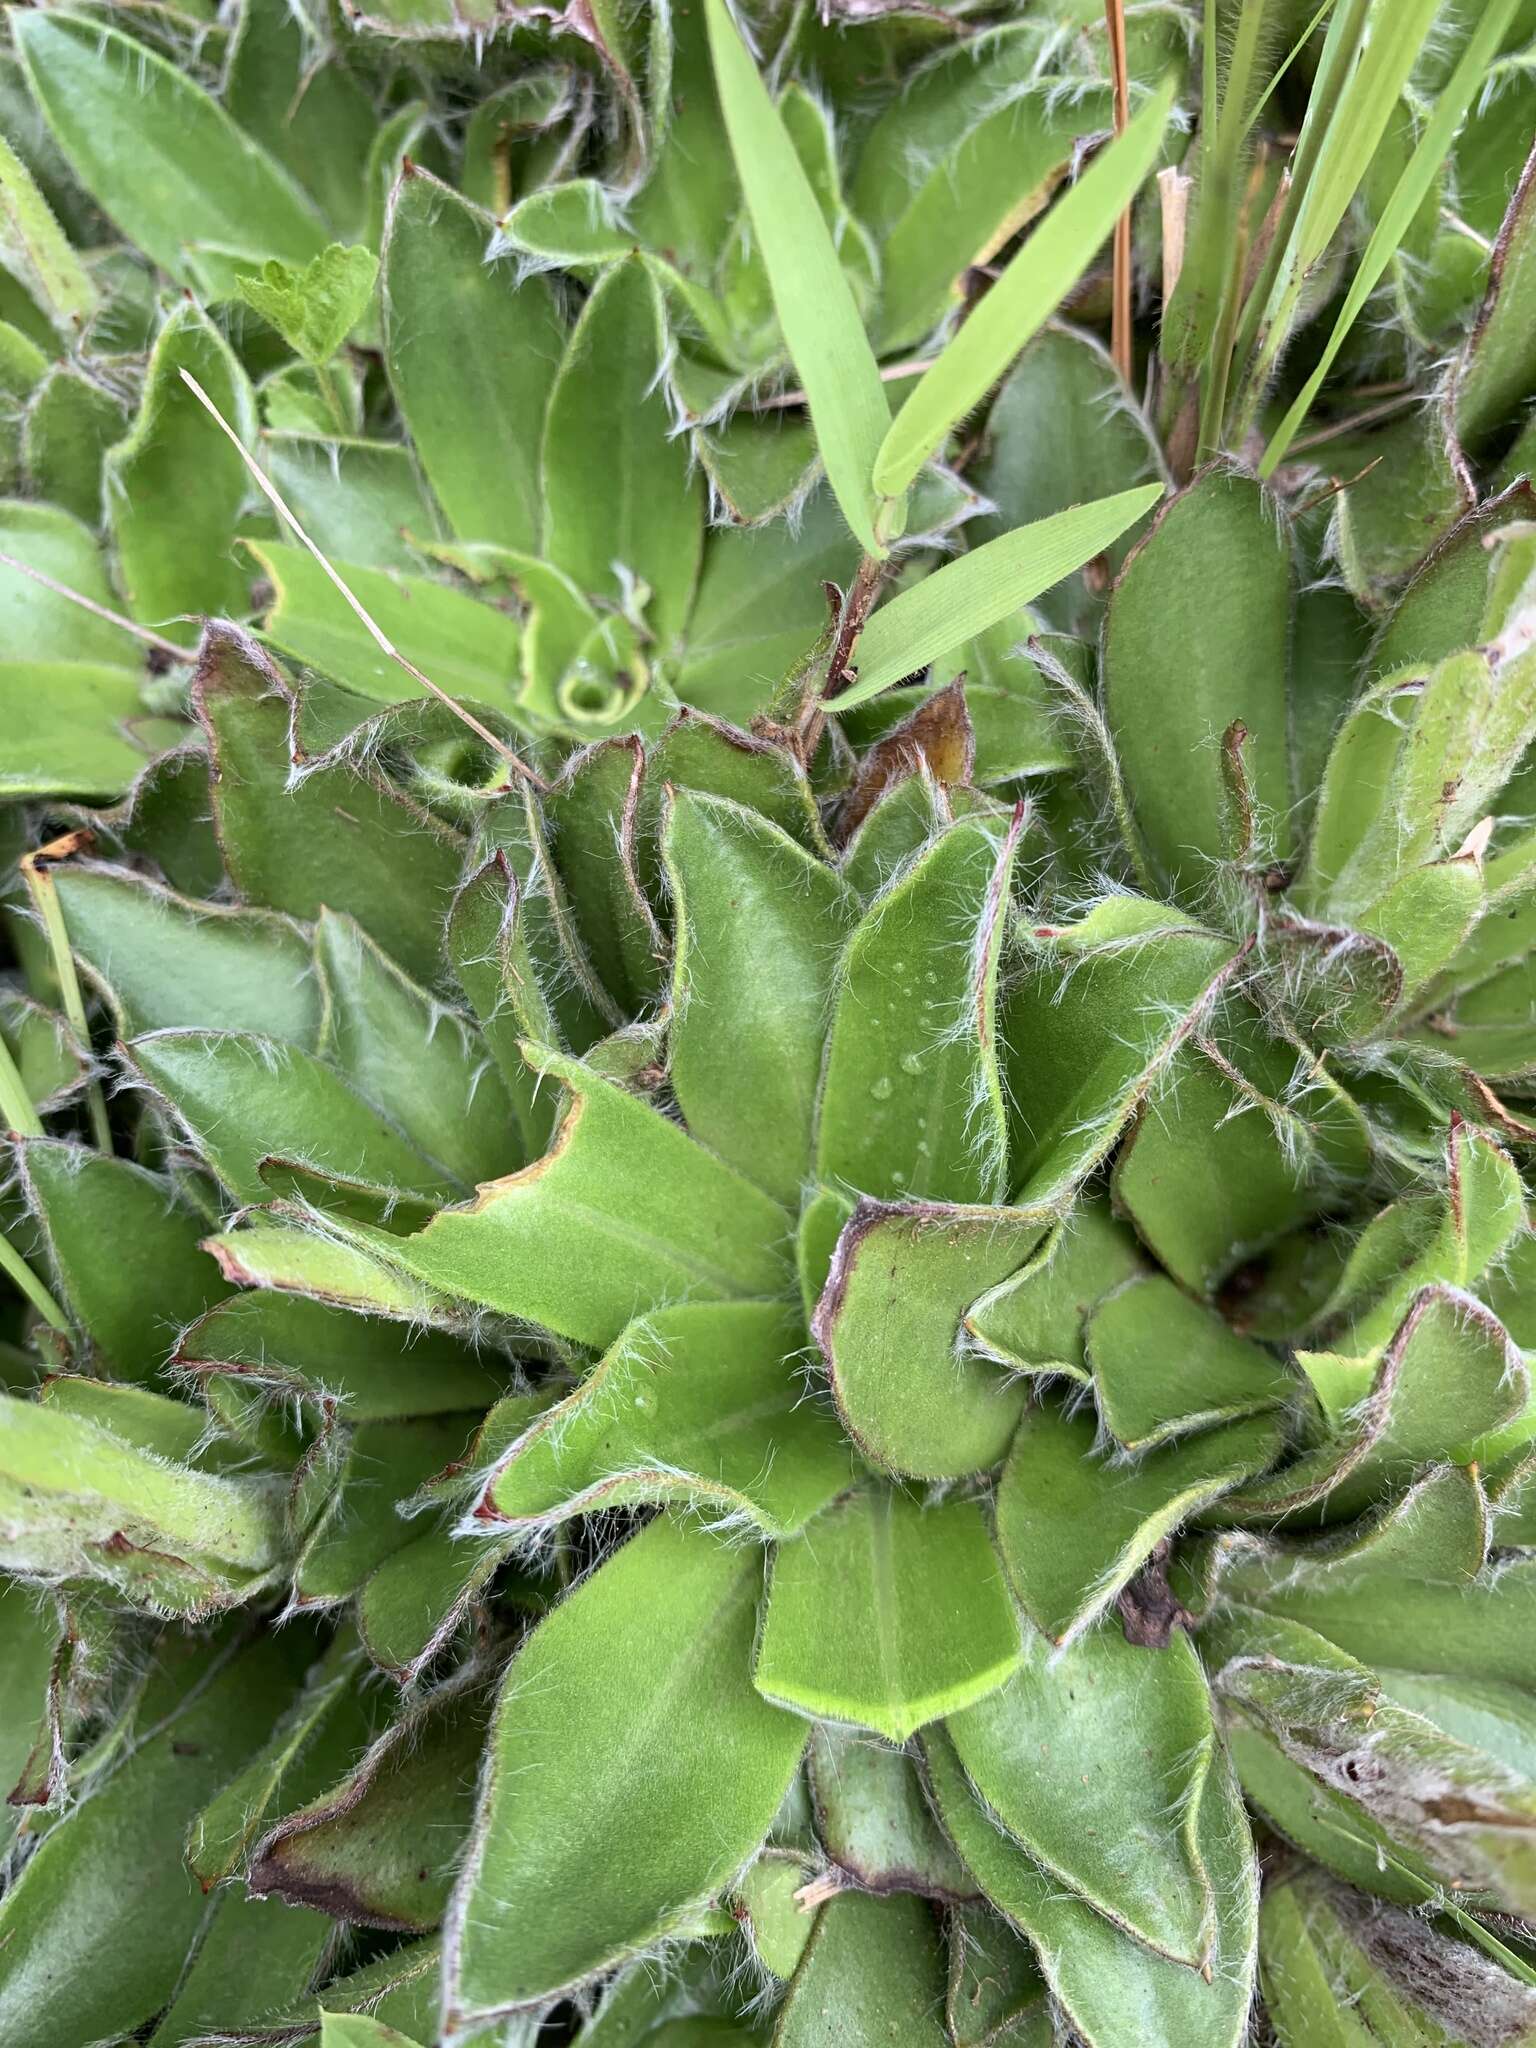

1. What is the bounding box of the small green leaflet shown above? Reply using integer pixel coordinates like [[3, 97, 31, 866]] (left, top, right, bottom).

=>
[[704, 0, 892, 556], [833, 487, 1162, 709], [235, 244, 379, 366]]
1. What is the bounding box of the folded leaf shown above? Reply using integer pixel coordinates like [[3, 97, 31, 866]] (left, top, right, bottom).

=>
[[107, 299, 256, 639], [340, 1044, 791, 1347], [174, 1290, 506, 1420], [817, 1198, 1048, 1480], [1087, 1275, 1295, 1450], [480, 1301, 851, 1537], [1003, 896, 1239, 1206], [126, 1028, 460, 1209], [963, 1199, 1145, 1383], [316, 909, 521, 1188], [817, 812, 1019, 1204], [295, 1414, 481, 1606], [252, 1672, 492, 1931], [755, 1487, 1020, 1741], [194, 623, 466, 988], [996, 1401, 1282, 1645], [251, 539, 522, 710]]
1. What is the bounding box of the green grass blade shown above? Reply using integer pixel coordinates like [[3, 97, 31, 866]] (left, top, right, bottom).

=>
[[1234, 0, 1441, 432], [829, 485, 1163, 710], [1240, 0, 1340, 144], [872, 78, 1175, 500], [1228, 0, 1371, 382], [1259, 0, 1521, 479], [704, 0, 891, 556]]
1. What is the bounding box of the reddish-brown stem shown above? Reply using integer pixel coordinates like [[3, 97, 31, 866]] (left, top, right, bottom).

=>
[[1105, 0, 1133, 384]]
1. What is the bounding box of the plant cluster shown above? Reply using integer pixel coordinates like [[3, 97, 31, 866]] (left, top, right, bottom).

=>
[[3, 3, 1536, 2046]]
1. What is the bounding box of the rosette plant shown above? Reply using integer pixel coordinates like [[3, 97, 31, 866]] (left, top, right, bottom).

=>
[[5, 3, 1536, 2048]]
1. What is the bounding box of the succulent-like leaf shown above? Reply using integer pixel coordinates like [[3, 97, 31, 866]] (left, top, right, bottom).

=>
[[0, 1628, 325, 2046], [809, 1726, 975, 1903], [996, 1401, 1283, 1645], [340, 1043, 791, 1345], [773, 1890, 948, 2047], [53, 861, 321, 1042], [1003, 896, 1239, 1206], [927, 1723, 1258, 2047], [755, 1486, 1021, 1742], [251, 1671, 492, 1931], [542, 257, 704, 645], [19, 1141, 231, 1382], [445, 1516, 806, 2021], [817, 812, 1018, 1204], [1103, 469, 1292, 893], [1088, 1274, 1295, 1449], [194, 625, 466, 987], [107, 300, 256, 639], [946, 1623, 1218, 1965]]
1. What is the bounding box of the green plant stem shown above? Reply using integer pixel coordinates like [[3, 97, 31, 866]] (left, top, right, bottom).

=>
[[0, 1226, 68, 1333], [21, 839, 111, 1152], [0, 1030, 42, 1138], [1197, 156, 1263, 460], [313, 356, 350, 437]]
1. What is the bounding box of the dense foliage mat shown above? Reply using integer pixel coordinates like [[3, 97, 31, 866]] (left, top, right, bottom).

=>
[[5, 2, 1536, 2045]]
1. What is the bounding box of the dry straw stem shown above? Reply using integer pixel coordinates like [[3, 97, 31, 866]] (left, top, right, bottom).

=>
[[0, 548, 189, 662], [1105, 0, 1134, 385], [19, 831, 111, 1152]]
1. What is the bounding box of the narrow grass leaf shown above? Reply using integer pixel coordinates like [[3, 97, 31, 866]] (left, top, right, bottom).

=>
[[832, 486, 1161, 709], [1260, 0, 1521, 478], [704, 0, 890, 555], [872, 78, 1175, 500]]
